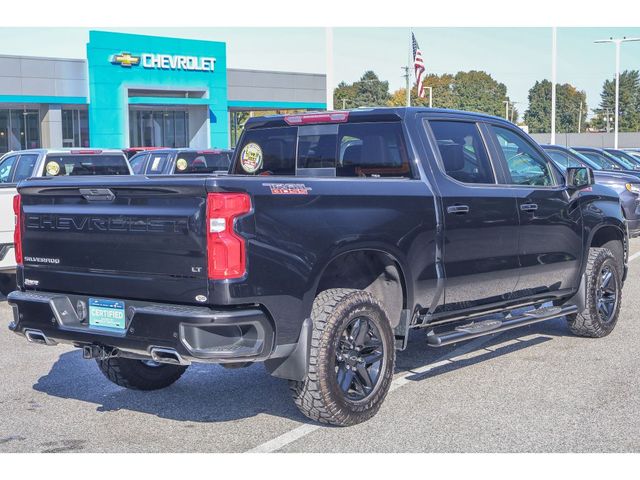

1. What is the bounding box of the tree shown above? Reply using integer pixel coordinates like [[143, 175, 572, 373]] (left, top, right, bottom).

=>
[[524, 80, 587, 133], [333, 71, 390, 109], [451, 70, 509, 118], [591, 70, 640, 132], [388, 73, 456, 109]]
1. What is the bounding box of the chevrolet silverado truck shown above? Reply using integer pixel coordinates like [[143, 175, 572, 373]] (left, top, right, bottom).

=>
[[8, 108, 628, 426], [0, 148, 130, 295]]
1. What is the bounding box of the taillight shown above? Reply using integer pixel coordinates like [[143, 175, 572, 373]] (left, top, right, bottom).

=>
[[13, 194, 22, 265], [206, 193, 251, 280]]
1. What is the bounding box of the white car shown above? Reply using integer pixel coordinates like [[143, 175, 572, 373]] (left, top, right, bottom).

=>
[[0, 148, 131, 294]]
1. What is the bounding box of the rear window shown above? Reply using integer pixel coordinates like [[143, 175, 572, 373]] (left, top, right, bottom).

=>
[[232, 122, 412, 178], [44, 154, 130, 176], [174, 151, 232, 174]]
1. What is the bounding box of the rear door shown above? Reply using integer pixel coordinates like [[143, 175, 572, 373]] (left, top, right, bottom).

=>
[[486, 123, 583, 298], [424, 118, 521, 311], [18, 176, 210, 304]]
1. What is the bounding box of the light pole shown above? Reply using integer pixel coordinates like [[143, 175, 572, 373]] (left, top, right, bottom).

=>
[[551, 27, 557, 145], [503, 100, 509, 120], [595, 36, 640, 148], [425, 86, 433, 108]]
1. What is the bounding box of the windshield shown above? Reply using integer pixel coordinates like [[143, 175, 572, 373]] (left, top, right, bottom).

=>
[[567, 148, 602, 170], [606, 149, 640, 169], [44, 154, 130, 176], [543, 148, 584, 171], [174, 151, 232, 174], [577, 150, 621, 170]]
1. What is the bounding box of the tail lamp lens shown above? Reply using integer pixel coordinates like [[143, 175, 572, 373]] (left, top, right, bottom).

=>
[[13, 194, 22, 265], [206, 193, 251, 279]]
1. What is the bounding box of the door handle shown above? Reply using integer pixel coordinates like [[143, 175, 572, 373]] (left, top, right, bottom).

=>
[[447, 204, 470, 215], [520, 203, 538, 212]]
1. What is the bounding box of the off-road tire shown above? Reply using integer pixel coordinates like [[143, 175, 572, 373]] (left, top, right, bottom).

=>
[[566, 247, 622, 338], [96, 356, 188, 390], [289, 288, 395, 426]]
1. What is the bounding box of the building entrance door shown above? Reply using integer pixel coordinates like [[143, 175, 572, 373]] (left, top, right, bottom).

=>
[[129, 108, 189, 148]]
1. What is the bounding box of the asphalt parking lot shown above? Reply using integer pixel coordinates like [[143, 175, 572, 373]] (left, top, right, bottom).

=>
[[1, 240, 640, 453]]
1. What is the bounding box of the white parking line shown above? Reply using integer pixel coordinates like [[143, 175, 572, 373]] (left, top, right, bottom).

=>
[[246, 333, 500, 453], [629, 250, 640, 263]]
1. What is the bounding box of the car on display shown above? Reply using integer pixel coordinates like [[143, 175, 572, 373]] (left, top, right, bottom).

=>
[[573, 146, 640, 172], [128, 148, 233, 175], [7, 108, 628, 426], [0, 148, 131, 295], [541, 144, 640, 238], [624, 149, 640, 163]]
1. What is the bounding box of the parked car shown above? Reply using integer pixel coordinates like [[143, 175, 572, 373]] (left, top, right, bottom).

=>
[[573, 146, 639, 172], [8, 108, 628, 426], [542, 144, 640, 237], [128, 148, 233, 175], [622, 149, 640, 163], [122, 147, 164, 159], [0, 148, 130, 294]]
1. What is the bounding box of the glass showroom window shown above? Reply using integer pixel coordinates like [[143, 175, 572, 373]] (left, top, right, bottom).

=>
[[0, 109, 41, 154], [62, 108, 90, 148]]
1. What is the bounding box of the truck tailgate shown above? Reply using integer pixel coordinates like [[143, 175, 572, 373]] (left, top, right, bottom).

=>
[[18, 176, 209, 304]]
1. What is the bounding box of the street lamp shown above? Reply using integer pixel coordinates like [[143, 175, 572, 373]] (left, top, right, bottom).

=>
[[424, 86, 433, 108], [503, 100, 509, 120], [595, 36, 640, 148]]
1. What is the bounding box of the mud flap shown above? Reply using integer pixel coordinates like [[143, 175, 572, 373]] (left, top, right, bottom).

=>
[[265, 318, 312, 381]]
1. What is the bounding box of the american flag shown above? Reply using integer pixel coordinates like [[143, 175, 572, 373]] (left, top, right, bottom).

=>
[[412, 32, 426, 98]]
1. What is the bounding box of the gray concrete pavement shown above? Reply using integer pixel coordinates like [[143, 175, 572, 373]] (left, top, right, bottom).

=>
[[2, 240, 640, 453]]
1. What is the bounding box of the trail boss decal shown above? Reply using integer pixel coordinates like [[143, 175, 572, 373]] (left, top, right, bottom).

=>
[[263, 183, 312, 195], [240, 143, 263, 173]]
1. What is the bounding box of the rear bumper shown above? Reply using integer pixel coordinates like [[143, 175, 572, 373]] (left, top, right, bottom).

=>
[[7, 290, 275, 364]]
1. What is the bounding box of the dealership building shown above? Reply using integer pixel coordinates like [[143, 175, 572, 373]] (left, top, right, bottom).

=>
[[0, 30, 327, 154]]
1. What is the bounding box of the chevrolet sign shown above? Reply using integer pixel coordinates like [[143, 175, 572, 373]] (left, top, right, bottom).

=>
[[111, 52, 216, 72]]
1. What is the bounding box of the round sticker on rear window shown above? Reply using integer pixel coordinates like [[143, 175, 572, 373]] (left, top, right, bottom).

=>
[[46, 161, 60, 176], [240, 143, 263, 173], [176, 158, 188, 171]]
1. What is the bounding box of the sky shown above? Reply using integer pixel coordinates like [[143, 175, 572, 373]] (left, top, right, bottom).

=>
[[0, 27, 638, 117]]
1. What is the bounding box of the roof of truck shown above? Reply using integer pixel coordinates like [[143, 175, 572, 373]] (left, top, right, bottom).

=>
[[244, 107, 517, 130]]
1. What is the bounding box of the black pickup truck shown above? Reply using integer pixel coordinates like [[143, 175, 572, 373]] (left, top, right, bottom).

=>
[[8, 108, 628, 426]]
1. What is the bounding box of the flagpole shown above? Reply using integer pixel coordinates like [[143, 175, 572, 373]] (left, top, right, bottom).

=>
[[407, 28, 412, 107]]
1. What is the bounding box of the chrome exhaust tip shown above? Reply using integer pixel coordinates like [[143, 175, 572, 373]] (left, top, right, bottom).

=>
[[24, 329, 57, 346], [149, 347, 190, 366]]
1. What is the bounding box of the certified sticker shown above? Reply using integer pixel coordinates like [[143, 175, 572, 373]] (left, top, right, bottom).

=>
[[176, 158, 188, 171], [45, 161, 60, 176], [240, 143, 263, 173]]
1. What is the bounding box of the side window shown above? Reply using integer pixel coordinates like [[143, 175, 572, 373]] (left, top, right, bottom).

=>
[[12, 154, 38, 182], [336, 122, 411, 178], [146, 153, 170, 174], [428, 120, 494, 184], [491, 126, 556, 187], [129, 154, 148, 174], [0, 155, 17, 183]]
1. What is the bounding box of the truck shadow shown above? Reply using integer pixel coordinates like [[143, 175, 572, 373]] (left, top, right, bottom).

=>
[[32, 317, 571, 424]]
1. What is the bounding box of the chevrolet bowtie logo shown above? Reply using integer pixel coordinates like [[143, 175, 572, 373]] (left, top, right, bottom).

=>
[[111, 52, 140, 67]]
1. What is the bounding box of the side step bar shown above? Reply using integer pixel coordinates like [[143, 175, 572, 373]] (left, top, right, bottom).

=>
[[426, 304, 577, 347]]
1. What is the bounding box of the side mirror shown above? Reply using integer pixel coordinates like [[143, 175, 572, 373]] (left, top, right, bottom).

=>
[[566, 166, 594, 189]]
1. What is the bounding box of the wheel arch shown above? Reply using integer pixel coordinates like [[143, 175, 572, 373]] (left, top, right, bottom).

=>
[[309, 247, 411, 329]]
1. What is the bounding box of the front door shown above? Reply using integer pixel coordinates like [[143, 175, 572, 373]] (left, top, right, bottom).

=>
[[426, 119, 521, 312], [487, 124, 583, 298]]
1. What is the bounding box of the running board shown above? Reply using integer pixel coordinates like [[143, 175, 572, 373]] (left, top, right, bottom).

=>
[[426, 304, 577, 347]]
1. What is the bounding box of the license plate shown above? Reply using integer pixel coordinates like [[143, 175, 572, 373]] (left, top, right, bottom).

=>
[[88, 298, 126, 330]]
